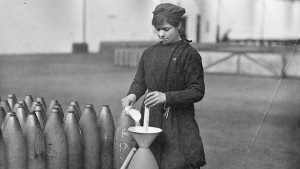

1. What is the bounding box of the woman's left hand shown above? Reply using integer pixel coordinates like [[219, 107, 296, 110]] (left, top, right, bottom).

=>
[[144, 91, 166, 107]]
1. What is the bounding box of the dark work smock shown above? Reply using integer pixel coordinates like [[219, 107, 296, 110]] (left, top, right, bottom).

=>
[[128, 39, 206, 169]]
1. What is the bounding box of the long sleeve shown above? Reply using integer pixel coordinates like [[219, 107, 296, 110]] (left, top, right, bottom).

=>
[[165, 51, 205, 105], [127, 52, 148, 100]]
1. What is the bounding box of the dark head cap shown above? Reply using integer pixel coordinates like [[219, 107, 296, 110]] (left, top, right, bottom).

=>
[[152, 3, 185, 19]]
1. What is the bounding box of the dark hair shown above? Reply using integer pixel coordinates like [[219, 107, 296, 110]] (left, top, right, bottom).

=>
[[152, 14, 183, 28]]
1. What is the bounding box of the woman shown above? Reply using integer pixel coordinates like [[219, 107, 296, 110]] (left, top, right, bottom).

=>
[[121, 3, 206, 169]]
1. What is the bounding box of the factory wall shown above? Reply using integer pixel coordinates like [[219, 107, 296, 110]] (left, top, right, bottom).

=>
[[0, 0, 157, 54], [0, 0, 82, 54], [0, 0, 299, 54], [205, 0, 300, 41]]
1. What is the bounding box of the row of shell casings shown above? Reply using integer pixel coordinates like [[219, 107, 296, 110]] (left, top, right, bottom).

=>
[[0, 94, 116, 169]]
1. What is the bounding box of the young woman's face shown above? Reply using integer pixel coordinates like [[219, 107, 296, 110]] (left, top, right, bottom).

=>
[[154, 22, 181, 45]]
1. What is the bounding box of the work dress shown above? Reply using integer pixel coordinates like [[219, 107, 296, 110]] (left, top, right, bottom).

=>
[[128, 39, 206, 169]]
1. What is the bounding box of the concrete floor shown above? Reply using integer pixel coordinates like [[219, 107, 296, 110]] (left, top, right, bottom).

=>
[[0, 53, 299, 169]]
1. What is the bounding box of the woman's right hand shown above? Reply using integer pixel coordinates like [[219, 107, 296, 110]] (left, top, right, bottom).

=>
[[121, 94, 137, 109]]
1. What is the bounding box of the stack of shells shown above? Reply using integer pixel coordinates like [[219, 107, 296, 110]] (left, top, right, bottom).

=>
[[0, 93, 137, 169]]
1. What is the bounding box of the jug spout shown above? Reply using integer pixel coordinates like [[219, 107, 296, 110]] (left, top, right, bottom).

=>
[[124, 106, 141, 125]]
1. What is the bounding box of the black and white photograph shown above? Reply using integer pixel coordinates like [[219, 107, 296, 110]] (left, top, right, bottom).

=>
[[0, 0, 299, 169]]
